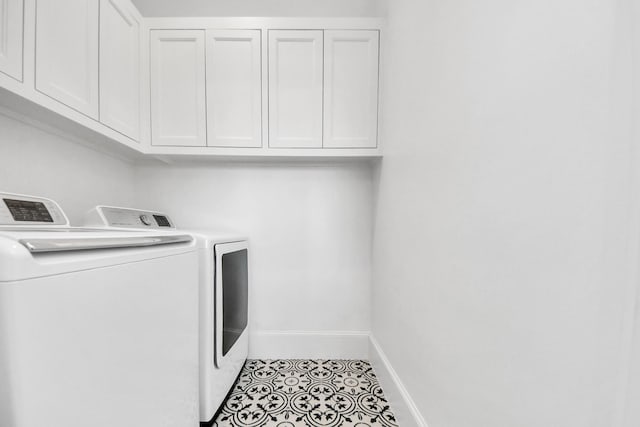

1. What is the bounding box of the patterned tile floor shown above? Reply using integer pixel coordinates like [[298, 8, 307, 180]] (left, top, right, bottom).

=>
[[213, 359, 398, 427]]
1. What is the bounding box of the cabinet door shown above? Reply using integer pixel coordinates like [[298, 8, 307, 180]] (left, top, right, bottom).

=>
[[268, 30, 323, 148], [100, 0, 140, 141], [324, 30, 379, 148], [206, 29, 261, 148], [0, 0, 23, 81], [150, 30, 206, 147], [35, 0, 99, 119]]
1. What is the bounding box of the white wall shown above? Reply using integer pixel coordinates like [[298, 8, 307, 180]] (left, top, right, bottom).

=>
[[622, 1, 640, 426], [134, 161, 374, 357], [0, 112, 135, 223], [131, 0, 385, 17], [373, 0, 637, 426]]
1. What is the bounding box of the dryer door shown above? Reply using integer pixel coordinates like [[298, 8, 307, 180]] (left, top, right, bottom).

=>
[[214, 241, 248, 368]]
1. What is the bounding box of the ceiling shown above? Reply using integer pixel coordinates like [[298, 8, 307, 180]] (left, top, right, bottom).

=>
[[131, 0, 386, 17]]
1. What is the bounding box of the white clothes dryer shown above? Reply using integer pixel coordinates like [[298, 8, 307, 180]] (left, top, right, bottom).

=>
[[0, 193, 200, 427], [84, 206, 249, 424]]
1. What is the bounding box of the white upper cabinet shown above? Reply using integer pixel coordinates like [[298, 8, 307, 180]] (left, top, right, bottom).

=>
[[0, 0, 23, 81], [100, 0, 141, 141], [35, 0, 99, 119], [0, 9, 382, 157], [268, 30, 323, 148], [323, 30, 379, 148], [206, 29, 261, 148], [150, 30, 207, 147]]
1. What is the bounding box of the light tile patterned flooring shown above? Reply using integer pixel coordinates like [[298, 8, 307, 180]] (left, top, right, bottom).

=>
[[213, 360, 398, 427]]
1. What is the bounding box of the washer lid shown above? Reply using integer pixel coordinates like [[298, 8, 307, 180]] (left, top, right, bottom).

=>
[[19, 233, 192, 253], [0, 227, 192, 251], [0, 228, 196, 282]]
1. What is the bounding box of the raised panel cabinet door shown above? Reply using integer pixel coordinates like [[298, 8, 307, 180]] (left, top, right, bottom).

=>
[[150, 30, 207, 147], [268, 30, 323, 148], [0, 0, 23, 81], [323, 30, 379, 148], [206, 29, 261, 148], [35, 0, 99, 119], [100, 0, 141, 141]]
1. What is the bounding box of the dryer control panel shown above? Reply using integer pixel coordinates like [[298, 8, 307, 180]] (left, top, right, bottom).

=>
[[85, 206, 176, 230], [0, 192, 69, 226]]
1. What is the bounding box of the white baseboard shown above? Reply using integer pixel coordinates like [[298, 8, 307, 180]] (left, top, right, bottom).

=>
[[249, 330, 370, 359], [369, 335, 428, 427]]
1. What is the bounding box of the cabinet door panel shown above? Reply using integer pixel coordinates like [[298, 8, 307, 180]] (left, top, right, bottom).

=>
[[0, 0, 23, 81], [206, 29, 261, 148], [35, 0, 99, 119], [268, 30, 322, 148], [100, 0, 140, 141], [150, 30, 206, 147], [324, 30, 379, 148]]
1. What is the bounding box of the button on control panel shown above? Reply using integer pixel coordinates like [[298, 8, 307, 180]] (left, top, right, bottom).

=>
[[139, 215, 152, 226]]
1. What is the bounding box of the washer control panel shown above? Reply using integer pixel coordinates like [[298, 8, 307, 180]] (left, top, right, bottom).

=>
[[0, 192, 69, 226], [88, 206, 175, 230]]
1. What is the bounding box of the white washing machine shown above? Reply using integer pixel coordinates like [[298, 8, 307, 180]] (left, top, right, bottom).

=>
[[0, 193, 200, 427], [84, 206, 249, 424]]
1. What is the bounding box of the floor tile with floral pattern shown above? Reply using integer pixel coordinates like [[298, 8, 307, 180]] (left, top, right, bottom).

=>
[[213, 359, 398, 427]]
